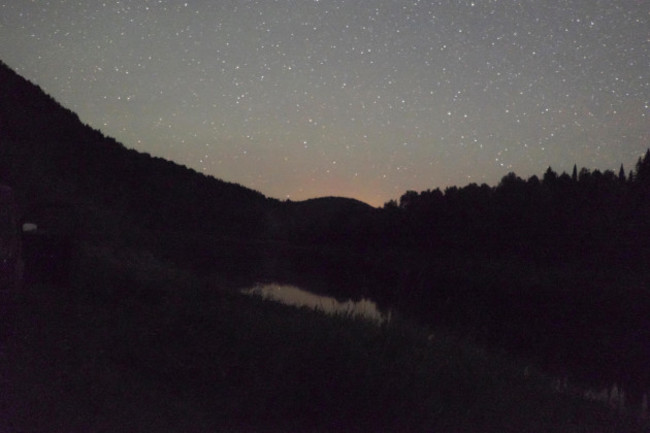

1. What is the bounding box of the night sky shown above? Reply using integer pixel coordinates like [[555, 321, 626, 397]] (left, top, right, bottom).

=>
[[1, 1, 648, 207]]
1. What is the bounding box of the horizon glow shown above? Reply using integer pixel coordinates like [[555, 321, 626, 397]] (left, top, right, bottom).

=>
[[1, 1, 648, 207]]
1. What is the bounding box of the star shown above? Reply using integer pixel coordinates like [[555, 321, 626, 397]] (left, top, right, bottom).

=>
[[0, 0, 647, 207]]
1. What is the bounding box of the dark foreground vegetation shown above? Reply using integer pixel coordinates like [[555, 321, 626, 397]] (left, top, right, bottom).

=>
[[1, 59, 650, 431], [1, 248, 647, 432]]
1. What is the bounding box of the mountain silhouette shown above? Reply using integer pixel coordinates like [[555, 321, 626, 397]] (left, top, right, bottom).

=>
[[3, 58, 650, 405], [0, 61, 274, 241], [0, 60, 380, 243]]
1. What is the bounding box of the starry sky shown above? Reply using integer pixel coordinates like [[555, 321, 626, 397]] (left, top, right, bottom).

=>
[[1, 1, 648, 207]]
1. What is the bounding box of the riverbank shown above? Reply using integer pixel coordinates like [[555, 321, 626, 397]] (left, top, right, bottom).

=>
[[1, 248, 647, 432]]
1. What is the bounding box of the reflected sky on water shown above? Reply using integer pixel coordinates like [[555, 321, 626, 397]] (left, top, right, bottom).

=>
[[242, 283, 389, 324]]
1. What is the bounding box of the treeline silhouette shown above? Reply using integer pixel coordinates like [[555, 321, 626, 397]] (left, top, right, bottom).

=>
[[385, 159, 650, 268], [280, 152, 650, 404], [2, 58, 649, 403]]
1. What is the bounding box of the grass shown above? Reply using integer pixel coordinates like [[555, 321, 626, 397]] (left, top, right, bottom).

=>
[[1, 244, 648, 432]]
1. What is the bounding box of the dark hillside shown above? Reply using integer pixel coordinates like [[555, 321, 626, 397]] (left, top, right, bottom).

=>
[[270, 196, 377, 243], [369, 158, 650, 404], [0, 60, 386, 285], [2, 58, 650, 417], [0, 60, 278, 262]]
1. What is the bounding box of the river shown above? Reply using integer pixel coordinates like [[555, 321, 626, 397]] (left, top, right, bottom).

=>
[[242, 282, 390, 324]]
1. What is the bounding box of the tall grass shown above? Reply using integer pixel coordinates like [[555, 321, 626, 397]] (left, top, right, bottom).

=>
[[1, 245, 647, 432]]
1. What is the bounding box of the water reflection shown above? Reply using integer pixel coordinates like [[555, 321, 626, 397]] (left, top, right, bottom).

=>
[[242, 283, 390, 324]]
